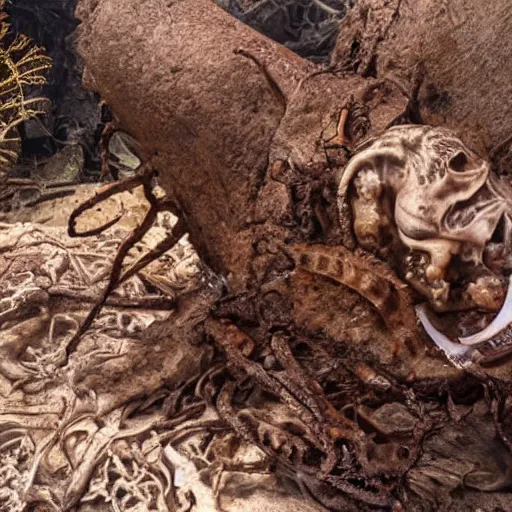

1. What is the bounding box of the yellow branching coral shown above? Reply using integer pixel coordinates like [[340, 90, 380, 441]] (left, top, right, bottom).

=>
[[0, 0, 51, 181]]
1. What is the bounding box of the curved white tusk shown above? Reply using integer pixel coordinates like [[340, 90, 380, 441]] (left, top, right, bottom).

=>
[[459, 275, 512, 346], [416, 304, 472, 358]]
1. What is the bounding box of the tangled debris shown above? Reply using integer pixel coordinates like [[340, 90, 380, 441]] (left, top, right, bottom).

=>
[[0, 192, 217, 511], [216, 0, 355, 61], [2, 0, 512, 511], [2, 163, 512, 512]]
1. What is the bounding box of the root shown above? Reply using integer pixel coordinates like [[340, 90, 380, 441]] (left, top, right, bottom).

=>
[[65, 167, 186, 360]]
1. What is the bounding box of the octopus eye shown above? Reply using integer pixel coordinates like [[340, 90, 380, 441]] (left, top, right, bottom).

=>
[[449, 151, 468, 172]]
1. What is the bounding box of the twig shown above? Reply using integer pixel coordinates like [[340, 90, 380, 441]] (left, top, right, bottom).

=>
[[64, 171, 183, 360], [67, 174, 147, 238], [99, 121, 118, 181], [234, 48, 287, 108]]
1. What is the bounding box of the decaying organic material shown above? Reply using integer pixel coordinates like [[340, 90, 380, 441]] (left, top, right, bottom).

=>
[[339, 125, 511, 312], [0, 211, 204, 391], [291, 243, 418, 351], [3, 0, 512, 510], [0, 193, 222, 511]]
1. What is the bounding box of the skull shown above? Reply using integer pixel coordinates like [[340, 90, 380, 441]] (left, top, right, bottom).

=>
[[338, 125, 512, 313]]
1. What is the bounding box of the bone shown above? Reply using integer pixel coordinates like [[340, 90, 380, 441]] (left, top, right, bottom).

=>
[[459, 275, 512, 346], [415, 304, 472, 360]]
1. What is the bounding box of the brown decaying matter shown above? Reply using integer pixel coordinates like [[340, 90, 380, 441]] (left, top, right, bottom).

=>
[[71, 0, 512, 510]]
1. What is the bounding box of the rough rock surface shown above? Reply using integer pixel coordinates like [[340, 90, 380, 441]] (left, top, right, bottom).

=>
[[333, 0, 512, 155]]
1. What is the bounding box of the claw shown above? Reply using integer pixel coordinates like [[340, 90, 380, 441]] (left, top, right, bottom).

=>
[[415, 304, 472, 366]]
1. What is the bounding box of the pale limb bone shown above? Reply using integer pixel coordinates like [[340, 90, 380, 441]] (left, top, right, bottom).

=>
[[80, 457, 111, 504], [459, 275, 512, 346], [22, 432, 57, 496], [325, 107, 350, 147], [165, 445, 217, 512]]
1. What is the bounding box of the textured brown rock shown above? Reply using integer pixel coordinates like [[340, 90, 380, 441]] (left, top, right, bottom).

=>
[[75, 0, 409, 293], [333, 0, 512, 152], [76, 0, 299, 290]]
